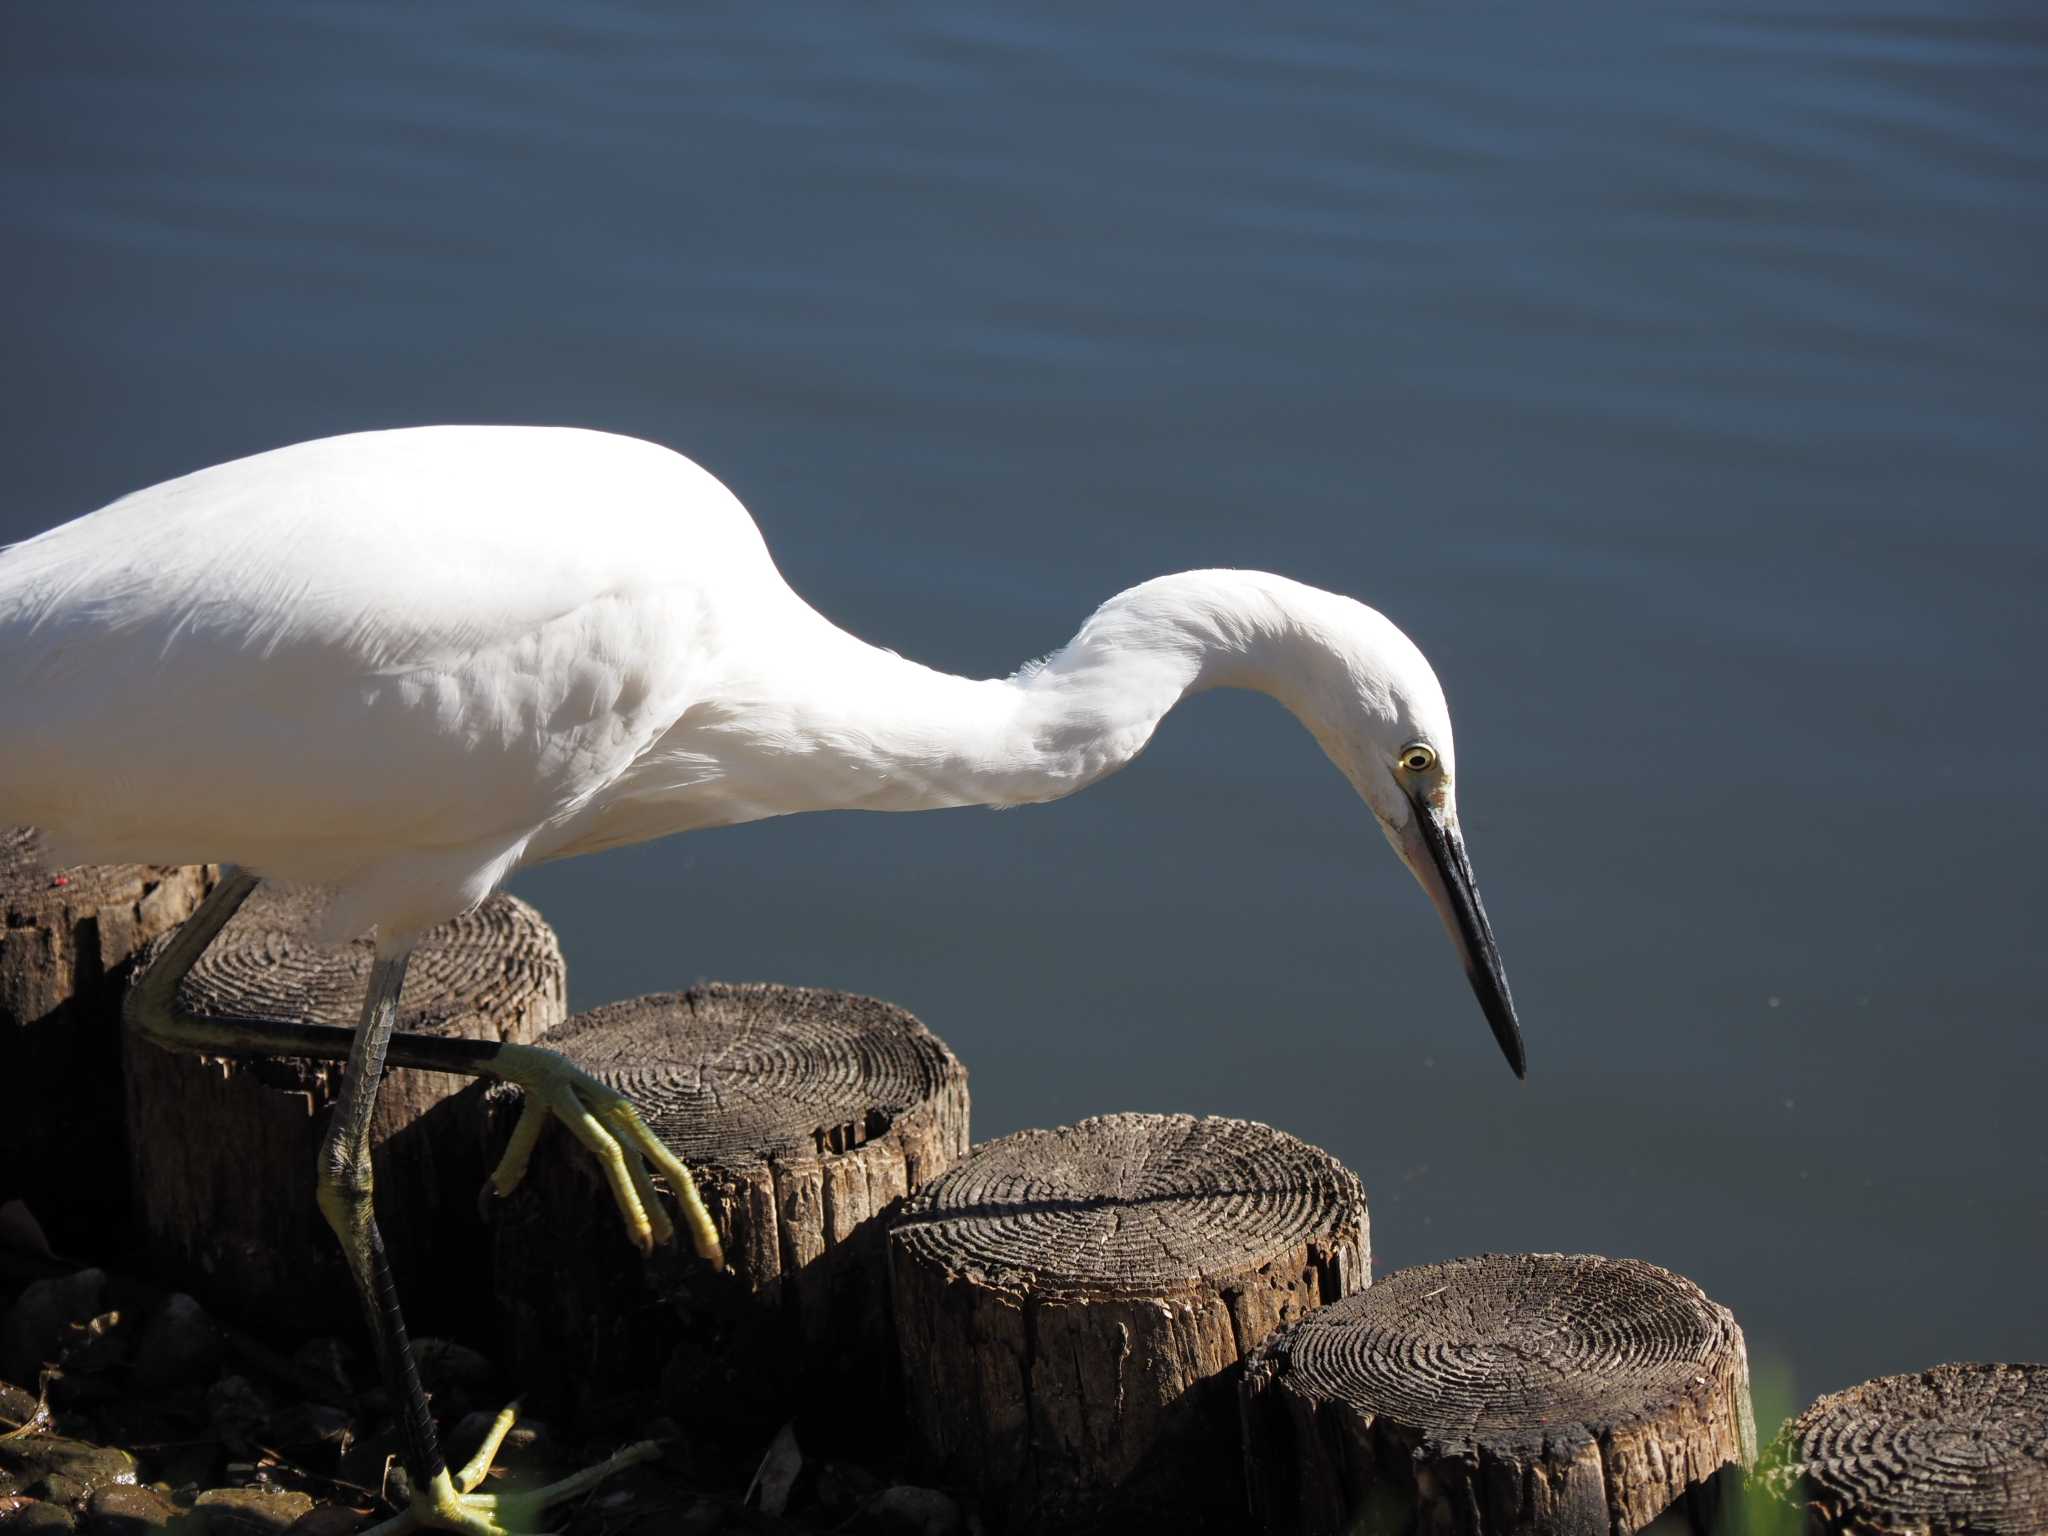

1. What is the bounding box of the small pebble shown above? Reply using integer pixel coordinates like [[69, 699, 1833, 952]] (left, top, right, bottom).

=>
[[81, 1485, 179, 1536], [0, 1438, 138, 1507], [192, 1489, 313, 1536], [0, 1498, 77, 1533]]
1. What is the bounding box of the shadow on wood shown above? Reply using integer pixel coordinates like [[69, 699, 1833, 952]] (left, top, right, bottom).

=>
[[121, 883, 565, 1334], [492, 983, 970, 1440], [891, 1111, 1367, 1535], [1240, 1252, 1755, 1536], [0, 827, 211, 1253]]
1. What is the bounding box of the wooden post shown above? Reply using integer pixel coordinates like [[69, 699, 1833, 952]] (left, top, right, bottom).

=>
[[122, 882, 565, 1332], [1239, 1252, 1755, 1536], [890, 1112, 1367, 1534], [0, 826, 212, 1252], [1762, 1362, 2046, 1535], [492, 983, 969, 1435]]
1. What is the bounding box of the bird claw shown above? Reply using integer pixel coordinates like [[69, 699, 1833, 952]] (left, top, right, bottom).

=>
[[358, 1403, 662, 1536], [481, 1043, 724, 1269]]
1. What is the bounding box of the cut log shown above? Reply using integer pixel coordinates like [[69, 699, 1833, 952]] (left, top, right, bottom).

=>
[[0, 827, 213, 1251], [890, 1112, 1367, 1535], [1762, 1362, 2047, 1535], [122, 882, 564, 1332], [492, 983, 969, 1435], [1239, 1252, 1755, 1536]]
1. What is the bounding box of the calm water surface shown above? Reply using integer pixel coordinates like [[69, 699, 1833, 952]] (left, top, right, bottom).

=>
[[4, 3, 2043, 1405]]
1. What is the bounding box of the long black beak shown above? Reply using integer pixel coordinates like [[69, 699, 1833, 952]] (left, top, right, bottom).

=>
[[1403, 800, 1526, 1078]]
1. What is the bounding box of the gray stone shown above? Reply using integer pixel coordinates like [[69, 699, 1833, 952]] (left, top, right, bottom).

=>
[[191, 1491, 312, 1536], [280, 1507, 361, 1536], [0, 1497, 79, 1533], [80, 1485, 179, 1536], [0, 1439, 137, 1508], [132, 1296, 222, 1392], [870, 1486, 964, 1536], [1, 1273, 108, 1385]]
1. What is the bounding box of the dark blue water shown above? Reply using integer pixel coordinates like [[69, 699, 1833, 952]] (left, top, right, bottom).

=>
[[4, 3, 2043, 1411]]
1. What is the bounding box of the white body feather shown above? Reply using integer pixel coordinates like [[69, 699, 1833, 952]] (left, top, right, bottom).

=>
[[0, 426, 1451, 947]]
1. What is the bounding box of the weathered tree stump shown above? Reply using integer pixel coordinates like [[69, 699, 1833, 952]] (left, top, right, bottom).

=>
[[1239, 1252, 1755, 1536], [890, 1112, 1367, 1534], [122, 882, 565, 1332], [0, 827, 212, 1251], [1761, 1362, 2047, 1535], [492, 983, 969, 1434]]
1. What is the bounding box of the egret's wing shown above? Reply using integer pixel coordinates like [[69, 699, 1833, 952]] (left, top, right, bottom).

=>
[[0, 426, 780, 886]]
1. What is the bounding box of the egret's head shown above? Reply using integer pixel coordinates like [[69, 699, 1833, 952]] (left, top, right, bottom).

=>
[[1284, 591, 1527, 1079], [1067, 569, 1525, 1076]]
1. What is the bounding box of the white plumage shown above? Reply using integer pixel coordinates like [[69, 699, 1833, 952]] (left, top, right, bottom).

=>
[[2, 426, 1501, 1001]]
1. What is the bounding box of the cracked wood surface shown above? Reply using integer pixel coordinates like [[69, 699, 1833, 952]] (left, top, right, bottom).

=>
[[890, 1112, 1366, 1534], [1, 827, 211, 1251], [1762, 1362, 2047, 1535], [492, 983, 969, 1434], [1239, 1252, 1754, 1535]]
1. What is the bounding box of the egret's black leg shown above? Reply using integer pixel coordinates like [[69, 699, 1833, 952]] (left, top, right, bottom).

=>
[[308, 954, 673, 1536], [314, 950, 448, 1494], [126, 880, 445, 1490], [122, 871, 693, 1532], [125, 874, 723, 1265]]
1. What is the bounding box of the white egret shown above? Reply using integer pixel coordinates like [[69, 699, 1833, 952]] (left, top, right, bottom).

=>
[[0, 425, 1521, 1534]]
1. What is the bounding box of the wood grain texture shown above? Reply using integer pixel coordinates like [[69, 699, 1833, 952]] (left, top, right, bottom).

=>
[[0, 827, 212, 1249], [122, 882, 564, 1331], [890, 1112, 1367, 1535], [492, 983, 970, 1434], [1762, 1363, 2047, 1535], [1239, 1252, 1755, 1536]]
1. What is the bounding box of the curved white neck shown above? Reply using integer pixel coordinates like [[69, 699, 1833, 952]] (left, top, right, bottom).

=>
[[726, 570, 1358, 817]]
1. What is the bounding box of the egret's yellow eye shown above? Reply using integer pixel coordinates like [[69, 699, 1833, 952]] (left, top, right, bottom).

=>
[[1399, 743, 1436, 774]]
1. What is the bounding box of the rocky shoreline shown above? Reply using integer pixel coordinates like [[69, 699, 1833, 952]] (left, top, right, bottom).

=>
[[0, 1250, 967, 1536]]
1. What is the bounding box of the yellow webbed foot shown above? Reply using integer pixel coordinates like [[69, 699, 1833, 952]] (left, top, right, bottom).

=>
[[361, 1404, 660, 1536], [483, 1043, 724, 1268]]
